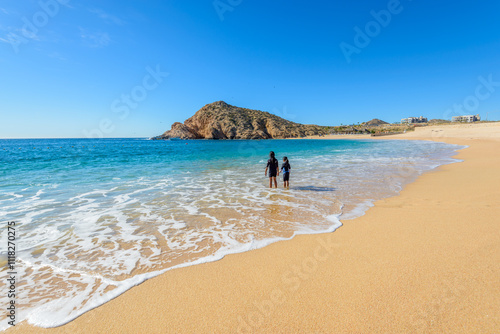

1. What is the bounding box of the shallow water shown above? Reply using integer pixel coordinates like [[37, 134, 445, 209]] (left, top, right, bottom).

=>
[[0, 138, 463, 329]]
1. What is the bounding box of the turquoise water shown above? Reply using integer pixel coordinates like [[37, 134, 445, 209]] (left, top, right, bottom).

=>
[[0, 138, 463, 329]]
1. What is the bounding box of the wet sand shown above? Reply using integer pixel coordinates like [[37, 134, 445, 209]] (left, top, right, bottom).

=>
[[8, 122, 500, 333]]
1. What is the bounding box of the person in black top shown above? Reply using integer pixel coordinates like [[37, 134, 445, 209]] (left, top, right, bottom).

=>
[[265, 151, 279, 188], [281, 156, 291, 188]]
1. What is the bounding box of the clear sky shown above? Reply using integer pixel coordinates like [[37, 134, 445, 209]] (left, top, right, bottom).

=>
[[1, 0, 499, 138]]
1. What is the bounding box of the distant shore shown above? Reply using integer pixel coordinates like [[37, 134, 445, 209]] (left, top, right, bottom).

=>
[[8, 122, 500, 333], [303, 121, 500, 140]]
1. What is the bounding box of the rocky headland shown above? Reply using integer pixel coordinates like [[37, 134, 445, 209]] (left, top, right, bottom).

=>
[[153, 101, 331, 139]]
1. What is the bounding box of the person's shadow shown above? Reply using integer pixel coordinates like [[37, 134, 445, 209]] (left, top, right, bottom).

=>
[[292, 186, 336, 192]]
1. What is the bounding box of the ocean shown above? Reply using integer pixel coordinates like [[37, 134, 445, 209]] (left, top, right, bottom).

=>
[[0, 138, 464, 329]]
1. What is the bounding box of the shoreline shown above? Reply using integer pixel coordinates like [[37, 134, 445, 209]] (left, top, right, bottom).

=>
[[8, 123, 500, 333]]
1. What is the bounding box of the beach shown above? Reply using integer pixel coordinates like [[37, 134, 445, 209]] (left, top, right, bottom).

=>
[[8, 122, 500, 333]]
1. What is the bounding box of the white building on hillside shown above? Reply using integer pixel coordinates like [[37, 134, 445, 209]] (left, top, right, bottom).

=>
[[451, 114, 481, 122], [401, 116, 428, 124]]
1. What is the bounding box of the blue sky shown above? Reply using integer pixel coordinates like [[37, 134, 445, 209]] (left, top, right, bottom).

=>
[[1, 0, 499, 138]]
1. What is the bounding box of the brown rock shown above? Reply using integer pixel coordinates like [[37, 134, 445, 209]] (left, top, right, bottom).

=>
[[163, 122, 201, 139]]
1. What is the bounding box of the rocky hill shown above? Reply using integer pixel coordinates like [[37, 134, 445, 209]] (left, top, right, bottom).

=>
[[153, 101, 331, 139], [363, 118, 389, 126]]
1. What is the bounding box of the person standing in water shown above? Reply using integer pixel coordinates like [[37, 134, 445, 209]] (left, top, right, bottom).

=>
[[265, 151, 279, 188], [281, 156, 291, 188]]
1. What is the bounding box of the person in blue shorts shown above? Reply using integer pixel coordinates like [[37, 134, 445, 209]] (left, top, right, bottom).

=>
[[281, 156, 291, 188], [265, 151, 279, 188]]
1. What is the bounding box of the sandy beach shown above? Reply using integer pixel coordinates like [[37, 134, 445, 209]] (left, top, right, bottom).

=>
[[8, 123, 500, 333]]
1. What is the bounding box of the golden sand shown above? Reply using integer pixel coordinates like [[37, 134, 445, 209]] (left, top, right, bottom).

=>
[[8, 123, 500, 333]]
